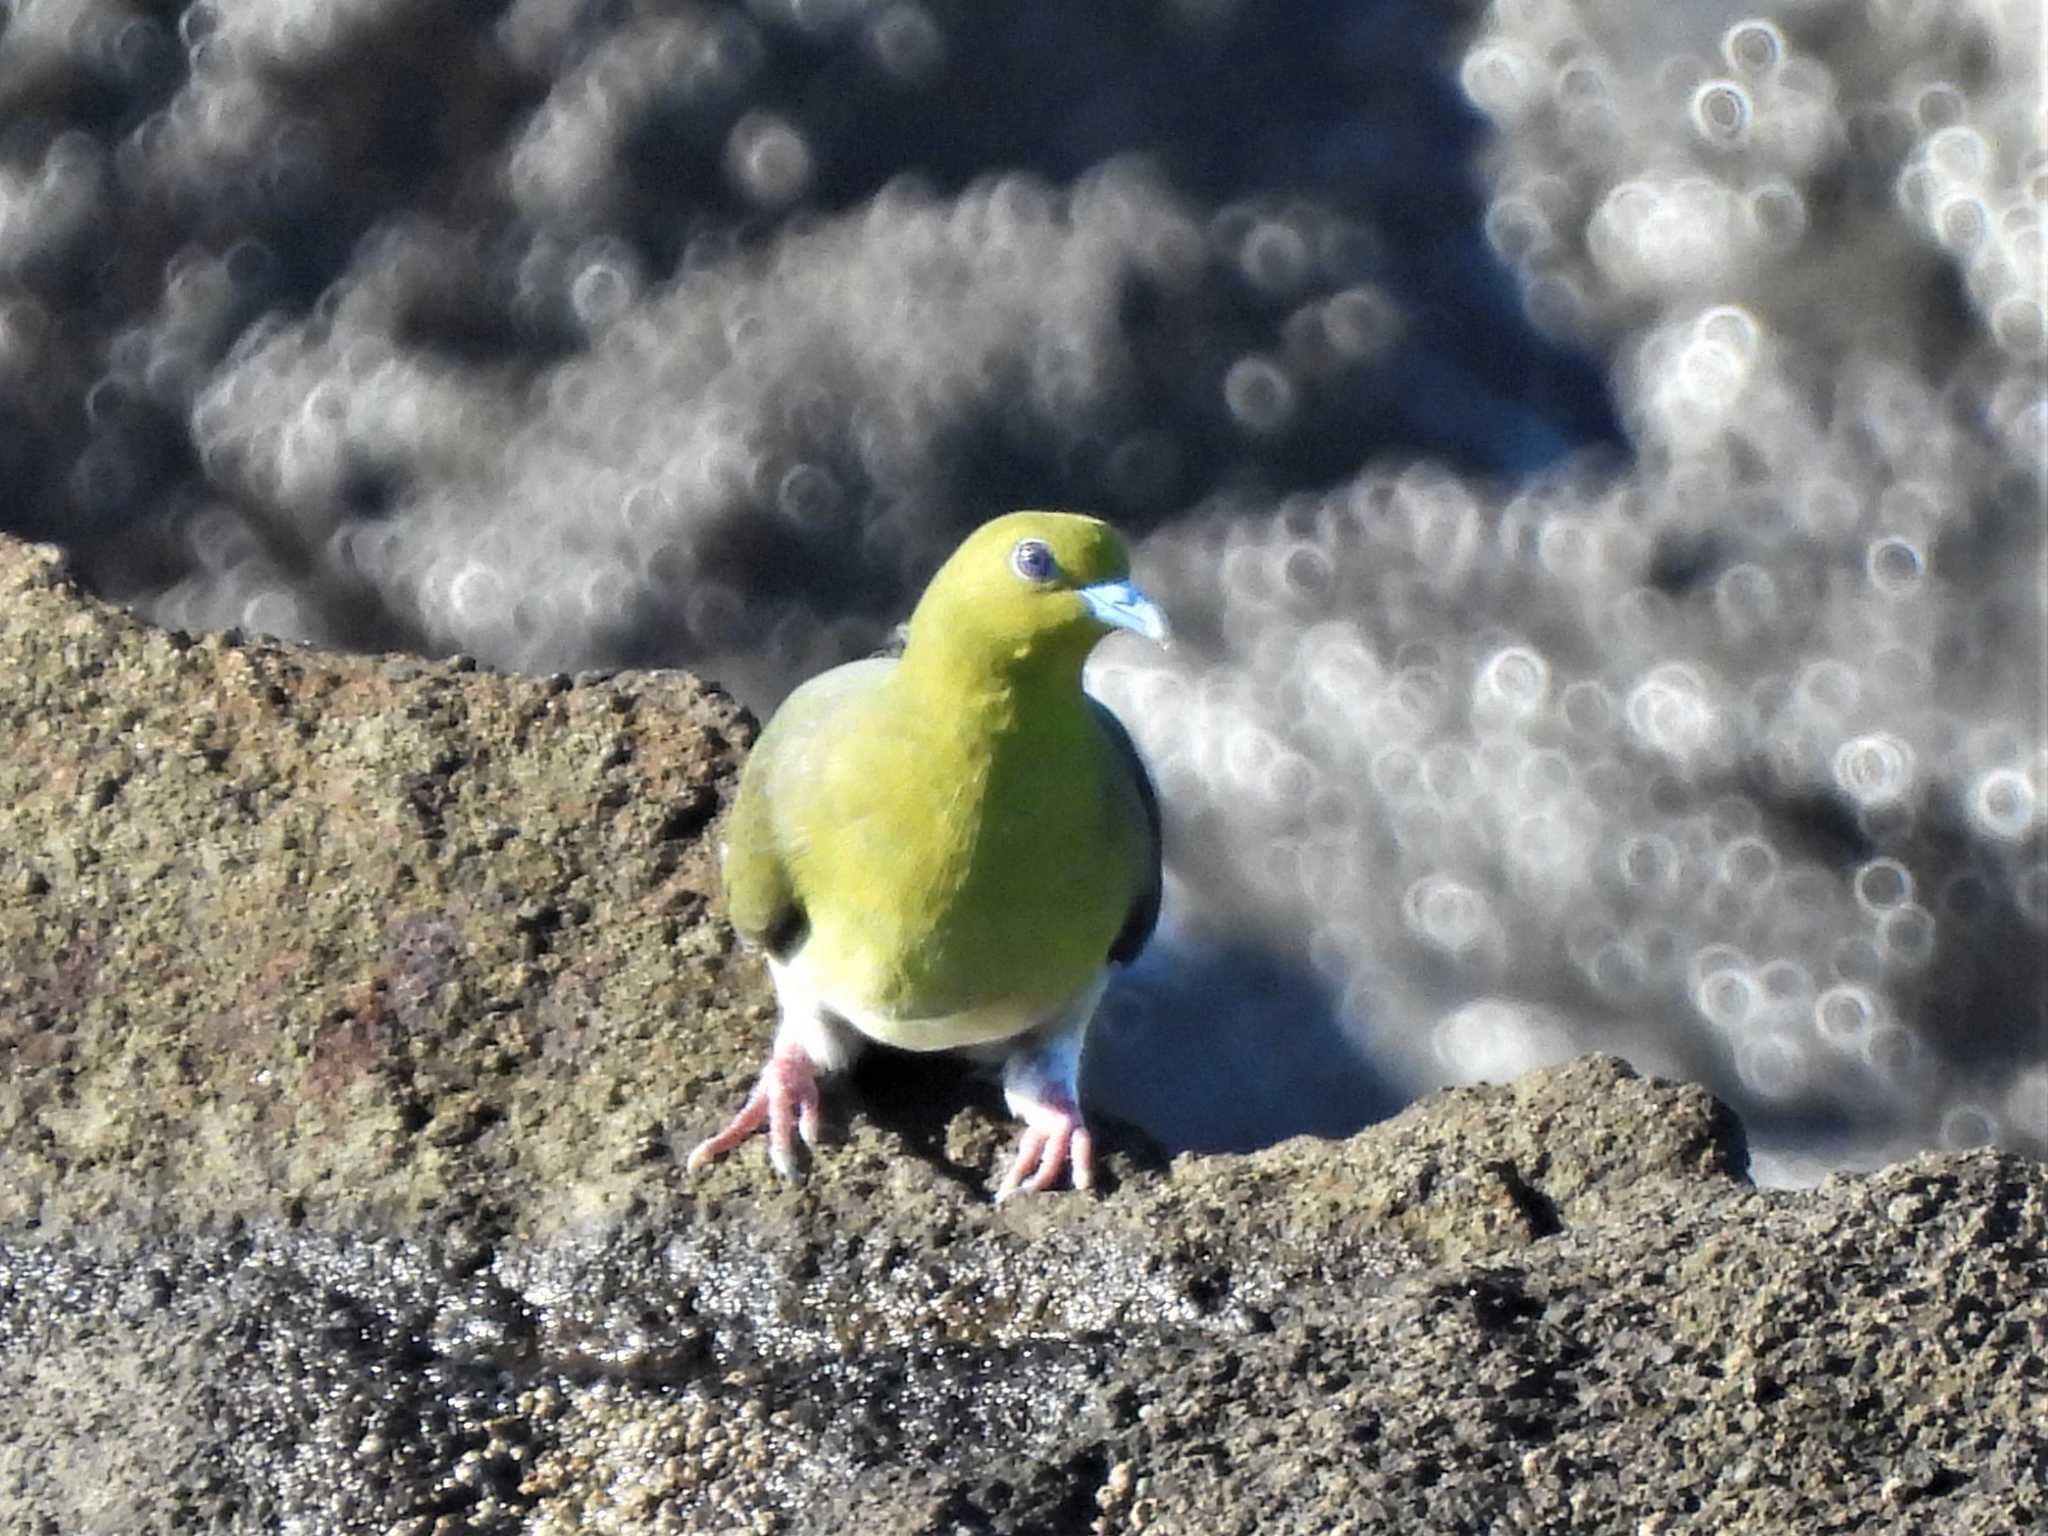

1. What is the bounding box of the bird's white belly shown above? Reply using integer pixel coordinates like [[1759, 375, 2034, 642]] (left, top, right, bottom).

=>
[[767, 949, 1096, 1059]]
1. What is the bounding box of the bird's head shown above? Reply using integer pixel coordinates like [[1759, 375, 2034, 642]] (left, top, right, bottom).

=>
[[903, 511, 1169, 683]]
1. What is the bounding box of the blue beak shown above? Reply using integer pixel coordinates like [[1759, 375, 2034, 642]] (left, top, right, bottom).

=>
[[1079, 578, 1170, 646]]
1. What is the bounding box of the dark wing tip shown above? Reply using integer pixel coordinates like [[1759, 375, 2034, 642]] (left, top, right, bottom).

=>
[[1090, 698, 1163, 966], [762, 905, 810, 963]]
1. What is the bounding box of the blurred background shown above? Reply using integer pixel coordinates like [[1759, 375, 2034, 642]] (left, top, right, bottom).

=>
[[1, 0, 2041, 1182]]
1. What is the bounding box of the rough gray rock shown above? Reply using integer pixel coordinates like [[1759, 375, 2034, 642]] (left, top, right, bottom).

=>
[[1, 534, 2042, 1535]]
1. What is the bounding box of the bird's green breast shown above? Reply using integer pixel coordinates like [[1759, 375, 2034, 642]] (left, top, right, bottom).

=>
[[747, 658, 1145, 1043]]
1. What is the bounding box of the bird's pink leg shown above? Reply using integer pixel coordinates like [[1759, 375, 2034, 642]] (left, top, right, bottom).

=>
[[995, 1024, 1096, 1201], [687, 1039, 822, 1179]]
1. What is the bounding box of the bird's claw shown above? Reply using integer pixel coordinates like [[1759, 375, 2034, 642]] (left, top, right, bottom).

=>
[[686, 1047, 822, 1179], [994, 1112, 1095, 1202]]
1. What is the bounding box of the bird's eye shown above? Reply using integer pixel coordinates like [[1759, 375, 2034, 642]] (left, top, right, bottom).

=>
[[1010, 538, 1057, 583]]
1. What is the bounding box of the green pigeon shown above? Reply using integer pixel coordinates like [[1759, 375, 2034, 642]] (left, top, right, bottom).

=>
[[687, 511, 1167, 1198]]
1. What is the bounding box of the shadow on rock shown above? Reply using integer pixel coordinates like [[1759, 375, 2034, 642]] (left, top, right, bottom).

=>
[[1086, 935, 1404, 1155]]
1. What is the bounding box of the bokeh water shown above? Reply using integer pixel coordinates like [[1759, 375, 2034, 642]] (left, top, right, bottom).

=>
[[2, 0, 2040, 1181]]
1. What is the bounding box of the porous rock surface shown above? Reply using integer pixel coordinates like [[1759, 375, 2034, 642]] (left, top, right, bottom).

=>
[[1, 532, 2042, 1535]]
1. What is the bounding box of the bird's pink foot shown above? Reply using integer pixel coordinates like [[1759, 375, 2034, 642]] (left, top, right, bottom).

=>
[[686, 1043, 822, 1179], [995, 1101, 1096, 1202], [996, 1021, 1096, 1201]]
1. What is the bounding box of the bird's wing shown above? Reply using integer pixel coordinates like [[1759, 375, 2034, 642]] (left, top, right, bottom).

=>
[[1089, 697, 1162, 965], [722, 657, 898, 961]]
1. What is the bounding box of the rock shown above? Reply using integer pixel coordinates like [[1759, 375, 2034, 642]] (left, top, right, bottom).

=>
[[1, 533, 2043, 1535], [0, 534, 759, 1241]]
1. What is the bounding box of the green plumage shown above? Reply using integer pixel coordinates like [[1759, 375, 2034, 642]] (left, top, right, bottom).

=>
[[721, 512, 1162, 1052]]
